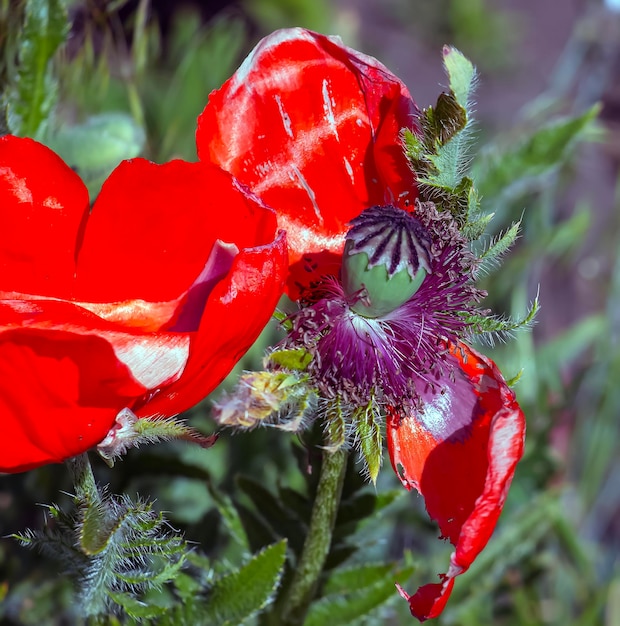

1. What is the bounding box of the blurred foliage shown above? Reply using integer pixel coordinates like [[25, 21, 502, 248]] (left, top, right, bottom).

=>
[[1, 0, 620, 625]]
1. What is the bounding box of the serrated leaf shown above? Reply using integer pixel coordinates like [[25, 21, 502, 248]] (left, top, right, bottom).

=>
[[478, 220, 521, 270], [107, 591, 168, 619], [7, 0, 68, 139], [304, 565, 414, 626], [475, 104, 600, 201], [465, 295, 539, 341], [202, 540, 287, 625]]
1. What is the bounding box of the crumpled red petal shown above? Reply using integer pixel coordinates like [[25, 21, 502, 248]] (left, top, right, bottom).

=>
[[197, 27, 418, 298], [386, 342, 526, 621], [0, 135, 89, 298]]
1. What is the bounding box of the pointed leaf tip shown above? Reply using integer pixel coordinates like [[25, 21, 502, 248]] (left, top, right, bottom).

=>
[[442, 46, 476, 109]]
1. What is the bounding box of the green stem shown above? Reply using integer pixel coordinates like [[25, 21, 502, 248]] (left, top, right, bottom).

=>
[[280, 446, 348, 625], [66, 453, 101, 509]]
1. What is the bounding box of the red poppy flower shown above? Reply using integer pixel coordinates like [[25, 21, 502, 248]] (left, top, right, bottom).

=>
[[197, 28, 526, 621], [0, 135, 287, 473]]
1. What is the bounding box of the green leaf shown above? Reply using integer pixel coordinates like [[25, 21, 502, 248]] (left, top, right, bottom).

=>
[[443, 45, 477, 110], [465, 294, 539, 341], [107, 591, 168, 619], [322, 562, 398, 595], [304, 564, 414, 626], [475, 104, 600, 201], [206, 479, 250, 553], [202, 540, 287, 625], [6, 0, 68, 139], [237, 475, 306, 555], [477, 220, 521, 271]]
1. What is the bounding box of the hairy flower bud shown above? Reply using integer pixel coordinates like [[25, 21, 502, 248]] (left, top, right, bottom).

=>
[[341, 205, 432, 317]]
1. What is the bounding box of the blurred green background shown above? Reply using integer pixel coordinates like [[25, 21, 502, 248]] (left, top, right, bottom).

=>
[[1, 0, 619, 624]]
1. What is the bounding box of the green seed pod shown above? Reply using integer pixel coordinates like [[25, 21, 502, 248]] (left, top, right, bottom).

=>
[[341, 205, 432, 318]]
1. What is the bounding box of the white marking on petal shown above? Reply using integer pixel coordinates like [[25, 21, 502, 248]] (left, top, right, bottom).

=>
[[420, 390, 453, 437], [256, 161, 273, 177], [322, 78, 339, 140], [0, 167, 33, 203], [343, 157, 355, 185], [113, 334, 190, 389], [275, 94, 294, 139], [43, 196, 63, 209], [291, 164, 322, 224]]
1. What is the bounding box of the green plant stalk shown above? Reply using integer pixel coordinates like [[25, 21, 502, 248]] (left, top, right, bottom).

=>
[[66, 452, 102, 510], [280, 446, 348, 625]]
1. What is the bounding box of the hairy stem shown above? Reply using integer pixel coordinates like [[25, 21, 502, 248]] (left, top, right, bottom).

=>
[[66, 452, 101, 509], [280, 446, 348, 625]]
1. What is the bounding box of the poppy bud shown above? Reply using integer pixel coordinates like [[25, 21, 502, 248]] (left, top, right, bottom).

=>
[[341, 205, 432, 317]]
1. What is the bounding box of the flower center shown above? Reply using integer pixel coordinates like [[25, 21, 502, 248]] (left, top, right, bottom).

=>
[[341, 205, 432, 318]]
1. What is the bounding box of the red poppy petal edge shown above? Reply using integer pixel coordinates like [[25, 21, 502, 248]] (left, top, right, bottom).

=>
[[0, 135, 89, 298], [387, 343, 525, 621]]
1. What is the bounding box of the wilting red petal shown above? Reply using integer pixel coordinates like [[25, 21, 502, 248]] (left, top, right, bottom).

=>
[[134, 230, 288, 418], [0, 296, 190, 473], [387, 342, 525, 621], [197, 27, 418, 297], [0, 136, 89, 298]]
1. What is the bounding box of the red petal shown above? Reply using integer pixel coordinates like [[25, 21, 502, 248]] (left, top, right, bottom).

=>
[[134, 230, 288, 418], [387, 342, 525, 621], [75, 159, 279, 303], [0, 297, 191, 472], [0, 136, 89, 297], [197, 28, 418, 298]]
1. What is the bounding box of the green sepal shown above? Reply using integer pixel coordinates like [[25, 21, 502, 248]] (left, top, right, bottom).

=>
[[354, 401, 383, 485], [96, 409, 217, 467], [273, 310, 293, 332], [268, 347, 313, 371], [403, 47, 483, 233]]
